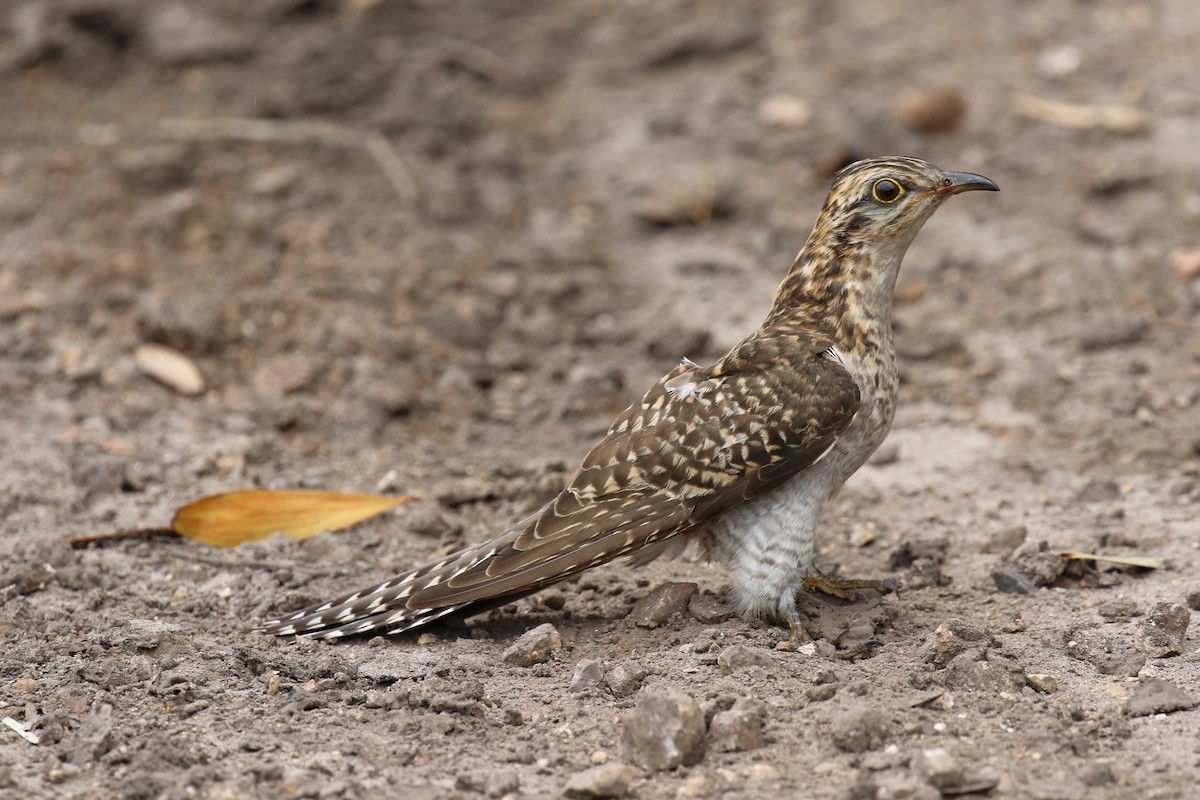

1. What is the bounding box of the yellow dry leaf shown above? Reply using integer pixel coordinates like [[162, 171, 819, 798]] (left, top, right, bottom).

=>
[[1060, 551, 1164, 570], [172, 490, 414, 547]]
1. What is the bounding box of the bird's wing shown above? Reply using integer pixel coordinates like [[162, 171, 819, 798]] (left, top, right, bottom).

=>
[[405, 333, 860, 607], [263, 333, 859, 637]]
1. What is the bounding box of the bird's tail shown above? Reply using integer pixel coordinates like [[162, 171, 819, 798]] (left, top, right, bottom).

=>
[[259, 527, 524, 640]]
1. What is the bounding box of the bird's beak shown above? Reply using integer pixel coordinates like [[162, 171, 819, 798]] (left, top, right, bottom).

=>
[[936, 171, 999, 195]]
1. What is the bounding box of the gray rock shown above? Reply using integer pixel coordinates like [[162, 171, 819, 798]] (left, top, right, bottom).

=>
[[830, 704, 889, 753], [621, 688, 706, 770], [715, 644, 776, 675], [606, 662, 648, 698], [1009, 548, 1068, 587], [1143, 601, 1190, 649], [915, 747, 1000, 795], [915, 747, 962, 792], [707, 698, 765, 752], [501, 623, 562, 667], [688, 592, 734, 624], [1137, 604, 1185, 662], [569, 659, 606, 692], [563, 762, 640, 798], [629, 582, 696, 629], [1126, 677, 1198, 717]]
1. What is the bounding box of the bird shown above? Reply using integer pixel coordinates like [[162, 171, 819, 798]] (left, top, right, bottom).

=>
[[262, 156, 998, 640]]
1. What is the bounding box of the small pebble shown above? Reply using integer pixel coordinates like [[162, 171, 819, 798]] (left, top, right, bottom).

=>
[[830, 704, 889, 753], [927, 620, 994, 667], [628, 582, 696, 629], [1169, 246, 1200, 282], [1025, 674, 1058, 694], [1135, 602, 1189, 657], [1078, 316, 1148, 352], [606, 663, 648, 698], [621, 687, 706, 770], [689, 592, 735, 624], [758, 94, 811, 128], [563, 763, 640, 799], [134, 343, 205, 396], [570, 659, 606, 692], [500, 623, 561, 667], [892, 87, 967, 134], [716, 644, 776, 675], [915, 747, 962, 791], [708, 698, 765, 752], [915, 747, 1001, 795]]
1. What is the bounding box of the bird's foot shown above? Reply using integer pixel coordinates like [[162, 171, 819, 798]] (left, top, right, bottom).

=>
[[801, 572, 897, 602]]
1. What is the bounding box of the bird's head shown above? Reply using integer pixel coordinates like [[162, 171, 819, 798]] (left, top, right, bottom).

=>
[[770, 156, 998, 324], [818, 157, 998, 249]]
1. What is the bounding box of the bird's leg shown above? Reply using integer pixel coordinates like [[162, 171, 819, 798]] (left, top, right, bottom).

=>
[[784, 610, 810, 644], [802, 570, 897, 601]]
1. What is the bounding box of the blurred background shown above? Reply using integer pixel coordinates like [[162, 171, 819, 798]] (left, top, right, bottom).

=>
[[1, 1, 1198, 798]]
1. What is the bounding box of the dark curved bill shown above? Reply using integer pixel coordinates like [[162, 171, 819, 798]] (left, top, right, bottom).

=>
[[940, 171, 999, 194]]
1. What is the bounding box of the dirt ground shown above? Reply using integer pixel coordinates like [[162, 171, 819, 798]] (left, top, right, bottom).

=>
[[2, 1, 1199, 798]]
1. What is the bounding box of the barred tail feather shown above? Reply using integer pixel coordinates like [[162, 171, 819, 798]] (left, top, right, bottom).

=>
[[259, 528, 526, 639]]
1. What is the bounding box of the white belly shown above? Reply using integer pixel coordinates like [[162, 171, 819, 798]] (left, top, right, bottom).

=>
[[700, 347, 896, 619]]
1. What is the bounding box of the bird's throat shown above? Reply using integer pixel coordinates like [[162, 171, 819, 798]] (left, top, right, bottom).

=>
[[765, 238, 905, 353]]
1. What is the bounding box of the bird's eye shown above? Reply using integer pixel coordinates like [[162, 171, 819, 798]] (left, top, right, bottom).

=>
[[872, 178, 904, 205]]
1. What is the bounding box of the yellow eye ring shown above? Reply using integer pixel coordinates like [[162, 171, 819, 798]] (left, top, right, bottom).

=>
[[872, 178, 905, 204]]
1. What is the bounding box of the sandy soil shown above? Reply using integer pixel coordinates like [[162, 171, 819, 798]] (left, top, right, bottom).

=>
[[2, 1, 1199, 798]]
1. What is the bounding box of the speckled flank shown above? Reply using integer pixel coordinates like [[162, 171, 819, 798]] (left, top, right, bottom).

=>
[[260, 157, 996, 639]]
